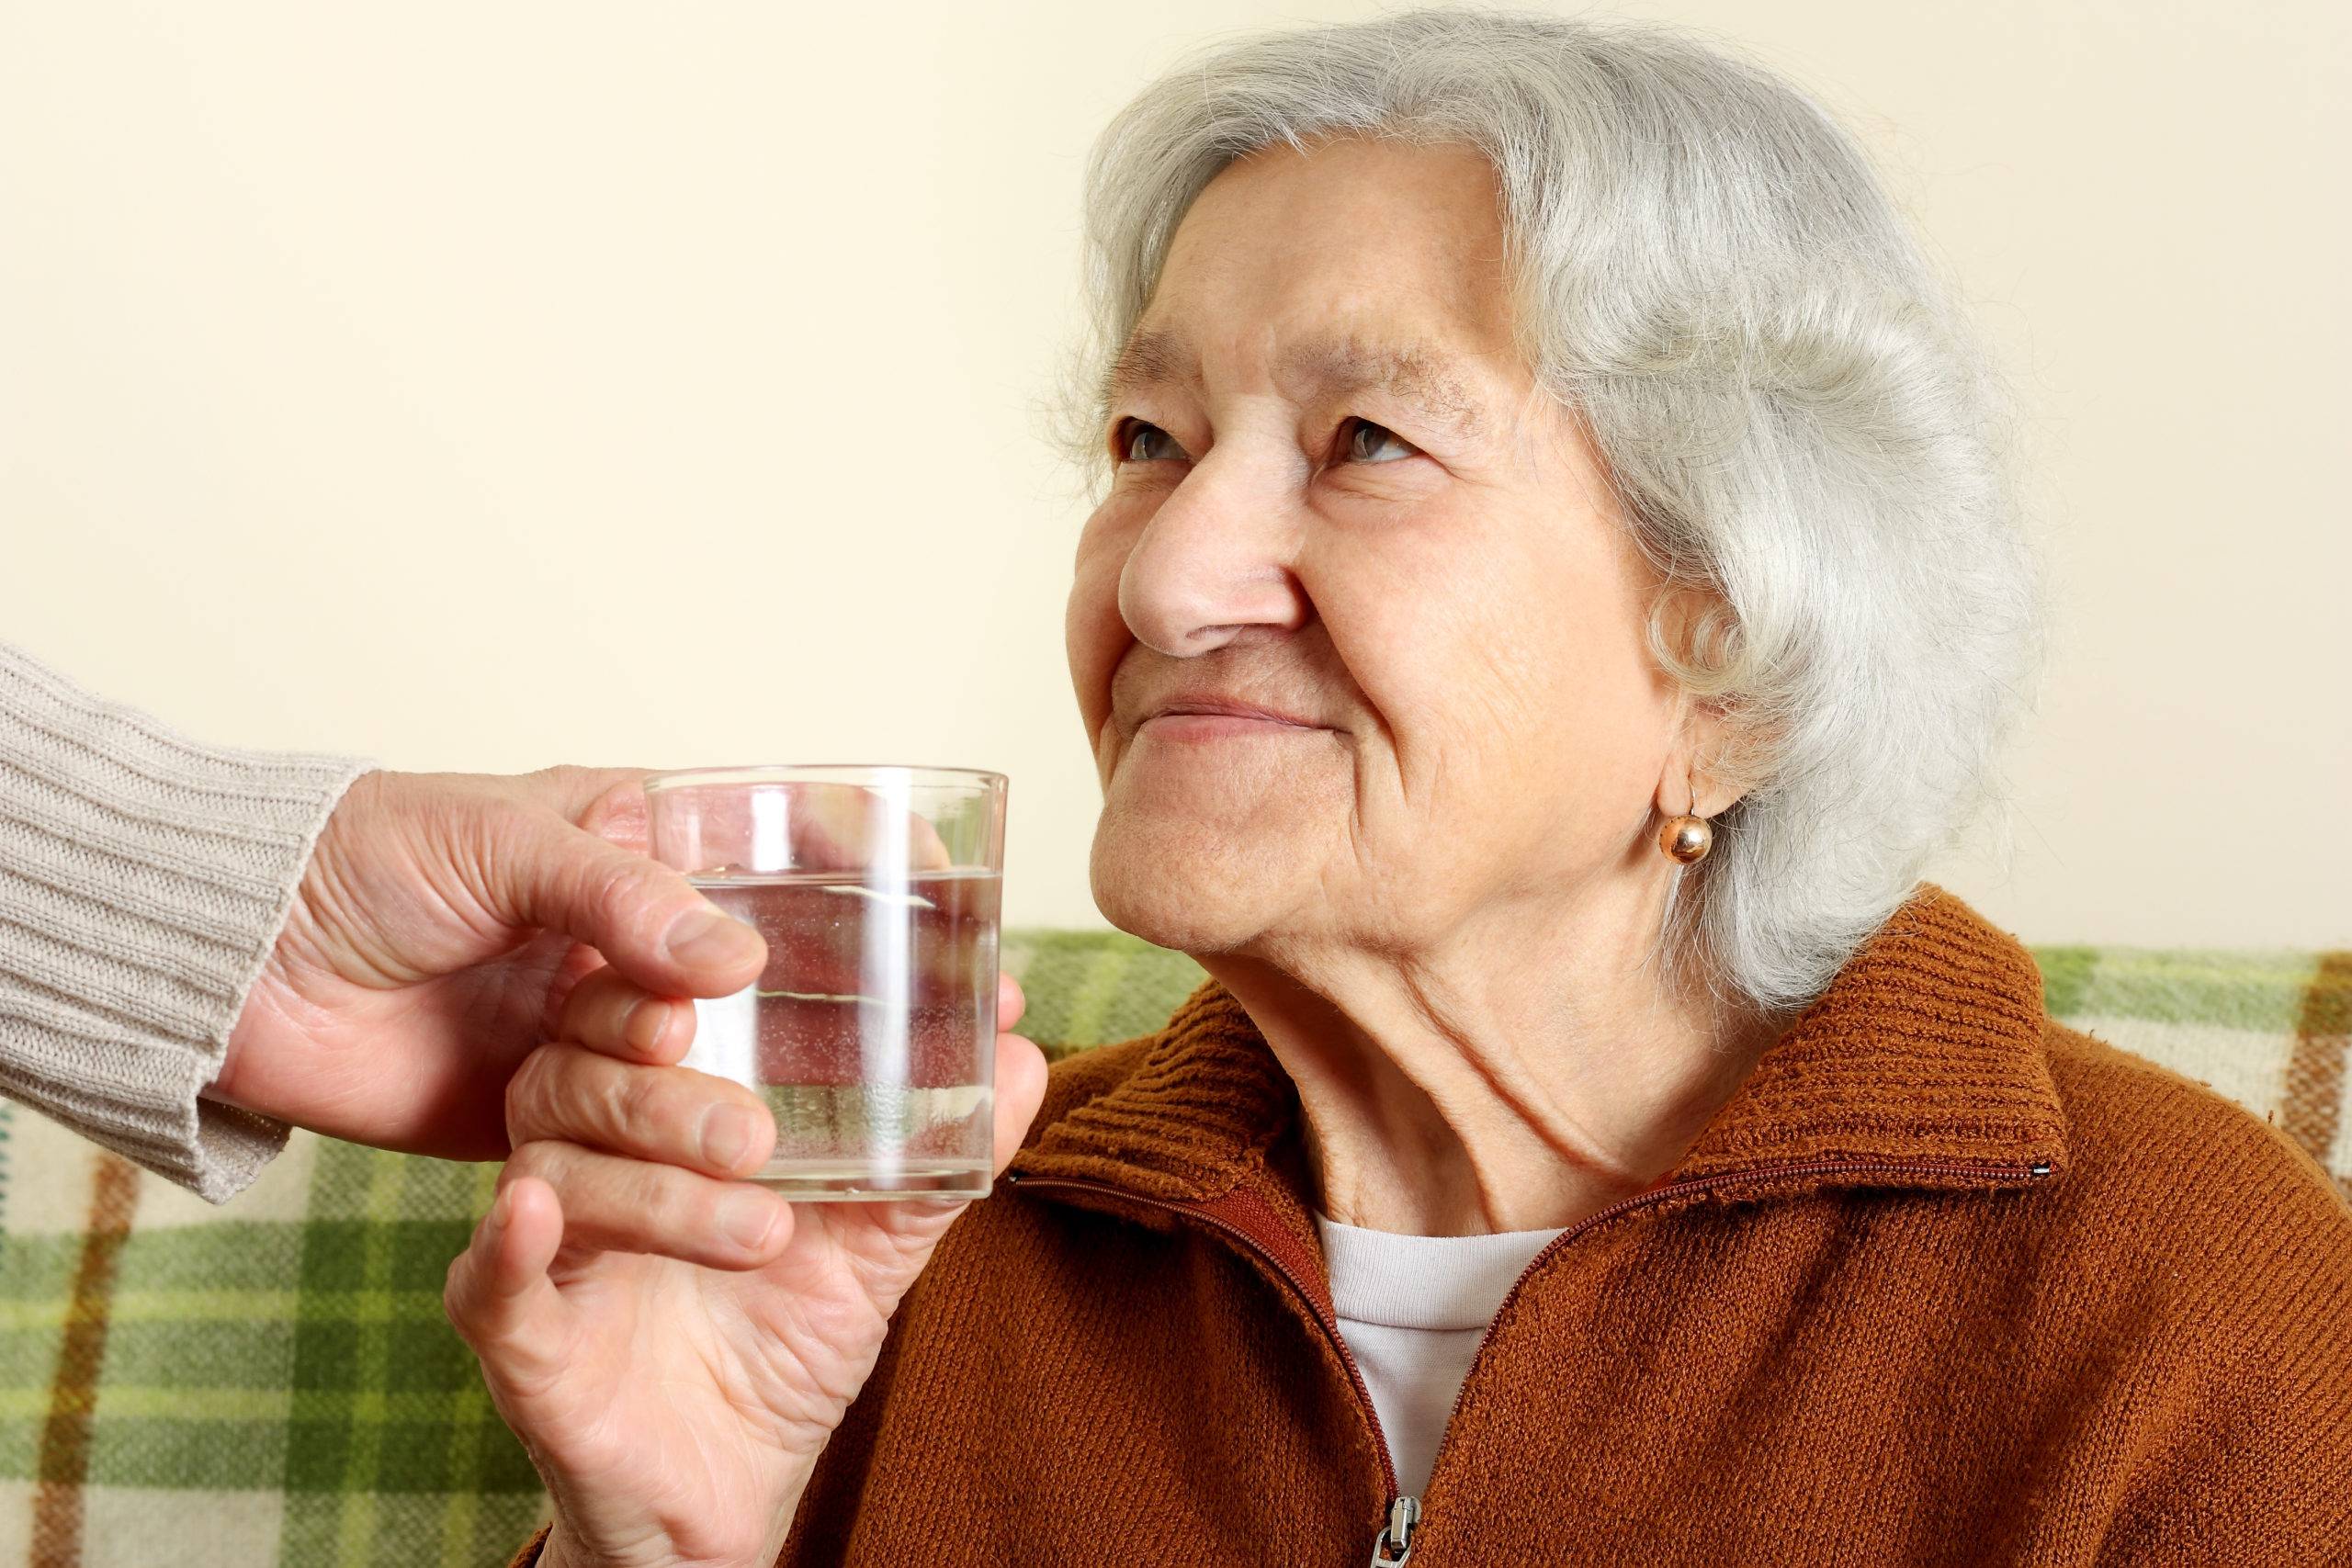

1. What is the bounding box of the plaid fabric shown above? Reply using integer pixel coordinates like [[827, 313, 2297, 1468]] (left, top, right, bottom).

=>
[[1, 931, 2346, 1567]]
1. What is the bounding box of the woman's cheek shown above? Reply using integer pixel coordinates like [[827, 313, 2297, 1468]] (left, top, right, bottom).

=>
[[1065, 545, 1133, 747], [1334, 572, 1524, 760]]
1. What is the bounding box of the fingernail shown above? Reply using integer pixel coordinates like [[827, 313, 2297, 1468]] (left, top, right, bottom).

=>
[[623, 998, 670, 1055], [722, 1190, 781, 1250], [701, 1103, 755, 1171], [664, 907, 762, 969], [487, 1188, 512, 1231]]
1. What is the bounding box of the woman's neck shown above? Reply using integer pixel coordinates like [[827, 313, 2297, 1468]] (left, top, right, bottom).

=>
[[1199, 904, 1783, 1236]]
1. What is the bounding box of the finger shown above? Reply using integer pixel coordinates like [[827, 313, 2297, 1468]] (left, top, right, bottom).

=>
[[480, 808, 767, 998], [516, 765, 663, 830], [557, 964, 695, 1066], [568, 773, 655, 858], [997, 972, 1025, 1032], [499, 1139, 795, 1269], [878, 1030, 1048, 1228], [443, 1177, 578, 1393], [989, 1030, 1051, 1176], [707, 861, 980, 1008], [506, 1043, 776, 1179], [789, 783, 955, 874]]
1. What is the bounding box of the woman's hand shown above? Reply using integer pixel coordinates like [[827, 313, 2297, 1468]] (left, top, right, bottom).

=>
[[442, 965, 1050, 1568]]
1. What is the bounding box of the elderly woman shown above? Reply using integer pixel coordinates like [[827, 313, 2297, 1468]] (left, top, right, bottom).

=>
[[452, 11, 2352, 1566]]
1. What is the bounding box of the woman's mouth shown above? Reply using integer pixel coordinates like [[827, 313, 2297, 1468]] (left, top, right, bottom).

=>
[[1139, 711, 1324, 740]]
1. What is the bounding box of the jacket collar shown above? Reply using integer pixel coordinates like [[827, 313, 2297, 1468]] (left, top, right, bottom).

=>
[[1006, 881, 2071, 1215]]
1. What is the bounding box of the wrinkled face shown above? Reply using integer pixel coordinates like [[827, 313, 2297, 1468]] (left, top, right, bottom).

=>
[[1066, 137, 1686, 959]]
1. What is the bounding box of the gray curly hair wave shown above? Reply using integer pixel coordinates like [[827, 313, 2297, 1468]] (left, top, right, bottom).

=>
[[1046, 7, 2054, 1021]]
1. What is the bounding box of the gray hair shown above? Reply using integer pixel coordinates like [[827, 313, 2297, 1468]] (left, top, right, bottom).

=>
[[1048, 7, 2053, 1022]]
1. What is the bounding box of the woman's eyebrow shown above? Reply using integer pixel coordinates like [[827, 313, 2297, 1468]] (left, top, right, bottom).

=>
[[1102, 325, 1195, 406], [1284, 337, 1487, 441], [1102, 326, 1487, 440]]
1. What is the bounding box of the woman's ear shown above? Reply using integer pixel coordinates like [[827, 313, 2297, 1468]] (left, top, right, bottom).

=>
[[1661, 694, 1752, 822]]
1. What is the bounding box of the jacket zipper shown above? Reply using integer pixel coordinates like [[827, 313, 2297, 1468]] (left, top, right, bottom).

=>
[[1005, 1153, 2051, 1564]]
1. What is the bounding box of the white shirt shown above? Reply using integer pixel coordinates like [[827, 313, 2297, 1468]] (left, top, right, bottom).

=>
[[1311, 1209, 1571, 1501]]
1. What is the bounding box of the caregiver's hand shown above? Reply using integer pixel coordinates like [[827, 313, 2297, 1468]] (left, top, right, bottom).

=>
[[212, 767, 768, 1159], [443, 967, 1051, 1568]]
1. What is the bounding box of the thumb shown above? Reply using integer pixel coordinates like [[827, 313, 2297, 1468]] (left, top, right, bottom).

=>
[[481, 807, 767, 998]]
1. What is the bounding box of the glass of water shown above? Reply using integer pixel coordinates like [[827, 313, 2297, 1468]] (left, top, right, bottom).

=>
[[641, 764, 1007, 1201]]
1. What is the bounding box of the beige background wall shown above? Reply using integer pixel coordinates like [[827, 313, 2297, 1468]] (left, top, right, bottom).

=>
[[2, 1, 2344, 946]]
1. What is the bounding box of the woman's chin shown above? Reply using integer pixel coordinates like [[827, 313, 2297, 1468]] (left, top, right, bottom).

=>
[[1086, 811, 1296, 955]]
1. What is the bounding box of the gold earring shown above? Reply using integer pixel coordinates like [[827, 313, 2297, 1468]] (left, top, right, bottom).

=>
[[1657, 760, 1713, 865]]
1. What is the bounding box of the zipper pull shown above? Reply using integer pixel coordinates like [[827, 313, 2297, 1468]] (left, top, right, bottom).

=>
[[1368, 1495, 1419, 1565]]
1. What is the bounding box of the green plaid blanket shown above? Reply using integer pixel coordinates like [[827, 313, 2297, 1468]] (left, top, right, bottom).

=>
[[3, 931, 2346, 1567]]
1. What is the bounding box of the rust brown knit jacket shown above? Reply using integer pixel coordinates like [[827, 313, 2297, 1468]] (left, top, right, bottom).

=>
[[507, 883, 2352, 1565]]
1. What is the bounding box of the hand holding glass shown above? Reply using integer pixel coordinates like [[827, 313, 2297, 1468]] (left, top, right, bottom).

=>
[[643, 765, 1007, 1201]]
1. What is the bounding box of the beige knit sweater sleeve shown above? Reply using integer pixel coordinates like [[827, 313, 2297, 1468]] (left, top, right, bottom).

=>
[[0, 642, 373, 1203]]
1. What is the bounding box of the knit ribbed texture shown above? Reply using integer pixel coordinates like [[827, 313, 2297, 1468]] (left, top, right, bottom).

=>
[[0, 642, 372, 1203], [503, 883, 2352, 1566], [1010, 977, 1308, 1201]]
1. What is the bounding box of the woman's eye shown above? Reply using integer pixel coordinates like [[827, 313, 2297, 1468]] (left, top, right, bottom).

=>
[[1119, 422, 1184, 462], [1342, 418, 1420, 464]]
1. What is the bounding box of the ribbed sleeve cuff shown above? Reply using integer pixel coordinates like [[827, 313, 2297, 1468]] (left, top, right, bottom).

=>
[[0, 642, 374, 1203]]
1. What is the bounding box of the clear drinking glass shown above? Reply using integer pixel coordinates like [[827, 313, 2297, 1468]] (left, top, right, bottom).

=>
[[642, 764, 1007, 1201]]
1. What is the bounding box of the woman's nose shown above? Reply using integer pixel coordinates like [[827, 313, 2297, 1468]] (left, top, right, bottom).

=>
[[1115, 463, 1309, 656]]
